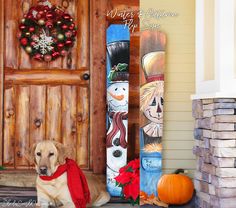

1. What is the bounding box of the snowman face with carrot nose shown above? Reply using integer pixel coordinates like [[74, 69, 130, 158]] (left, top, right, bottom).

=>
[[107, 82, 129, 112]]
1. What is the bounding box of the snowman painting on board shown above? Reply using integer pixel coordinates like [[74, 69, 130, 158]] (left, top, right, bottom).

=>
[[107, 82, 129, 113], [106, 82, 129, 195], [106, 40, 130, 196]]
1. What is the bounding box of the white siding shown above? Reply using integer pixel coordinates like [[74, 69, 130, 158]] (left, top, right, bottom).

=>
[[141, 0, 196, 178]]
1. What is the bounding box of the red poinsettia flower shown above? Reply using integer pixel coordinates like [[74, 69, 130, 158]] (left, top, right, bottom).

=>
[[127, 158, 140, 170], [115, 171, 134, 185], [123, 174, 139, 201], [115, 158, 140, 205], [119, 165, 129, 174]]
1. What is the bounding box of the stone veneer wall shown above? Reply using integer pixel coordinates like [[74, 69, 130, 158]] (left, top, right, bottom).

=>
[[193, 98, 236, 208]]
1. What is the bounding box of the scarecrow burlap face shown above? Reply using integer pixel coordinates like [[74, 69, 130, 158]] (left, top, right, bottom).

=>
[[141, 81, 164, 126]]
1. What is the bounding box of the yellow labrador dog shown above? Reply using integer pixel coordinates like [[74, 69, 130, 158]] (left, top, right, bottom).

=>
[[28, 140, 110, 208]]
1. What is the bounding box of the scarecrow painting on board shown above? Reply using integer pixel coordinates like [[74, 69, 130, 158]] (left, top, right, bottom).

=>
[[140, 31, 166, 196]]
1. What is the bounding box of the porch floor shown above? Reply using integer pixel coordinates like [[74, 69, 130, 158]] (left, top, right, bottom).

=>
[[141, 198, 195, 208], [0, 186, 133, 207], [0, 186, 196, 207], [0, 204, 134, 208]]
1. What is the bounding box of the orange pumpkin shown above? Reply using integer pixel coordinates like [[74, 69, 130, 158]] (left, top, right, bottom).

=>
[[157, 171, 194, 205]]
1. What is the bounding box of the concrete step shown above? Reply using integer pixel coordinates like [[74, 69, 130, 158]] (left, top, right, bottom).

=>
[[0, 171, 36, 187], [0, 170, 105, 187]]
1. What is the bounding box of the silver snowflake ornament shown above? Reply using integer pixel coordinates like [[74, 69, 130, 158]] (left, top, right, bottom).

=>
[[32, 10, 38, 18], [39, 0, 52, 8], [33, 29, 54, 55]]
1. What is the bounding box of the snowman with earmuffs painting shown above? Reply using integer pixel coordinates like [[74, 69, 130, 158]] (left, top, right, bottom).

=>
[[106, 41, 130, 196]]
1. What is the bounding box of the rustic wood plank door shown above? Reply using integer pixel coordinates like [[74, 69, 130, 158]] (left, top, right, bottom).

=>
[[1, 0, 90, 170]]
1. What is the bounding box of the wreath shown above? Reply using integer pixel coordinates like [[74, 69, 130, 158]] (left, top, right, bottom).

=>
[[18, 0, 77, 62]]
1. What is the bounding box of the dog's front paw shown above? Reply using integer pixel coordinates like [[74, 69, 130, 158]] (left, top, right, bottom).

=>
[[36, 202, 55, 208]]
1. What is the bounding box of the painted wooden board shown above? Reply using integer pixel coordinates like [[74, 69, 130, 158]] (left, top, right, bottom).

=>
[[106, 25, 130, 196], [140, 31, 166, 196]]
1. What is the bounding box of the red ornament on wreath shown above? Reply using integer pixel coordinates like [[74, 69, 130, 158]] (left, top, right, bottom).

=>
[[18, 0, 77, 62]]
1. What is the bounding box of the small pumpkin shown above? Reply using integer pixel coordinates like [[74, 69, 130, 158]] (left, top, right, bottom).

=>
[[157, 169, 194, 205]]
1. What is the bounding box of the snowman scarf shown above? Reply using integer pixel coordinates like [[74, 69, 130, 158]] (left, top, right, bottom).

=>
[[107, 112, 128, 148]]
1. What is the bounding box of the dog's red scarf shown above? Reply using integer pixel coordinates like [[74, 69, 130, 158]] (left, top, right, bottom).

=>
[[40, 158, 90, 208]]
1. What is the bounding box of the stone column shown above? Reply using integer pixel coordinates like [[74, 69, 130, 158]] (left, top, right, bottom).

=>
[[193, 98, 236, 208]]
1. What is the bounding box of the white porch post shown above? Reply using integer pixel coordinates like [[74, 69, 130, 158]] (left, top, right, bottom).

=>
[[193, 0, 236, 99]]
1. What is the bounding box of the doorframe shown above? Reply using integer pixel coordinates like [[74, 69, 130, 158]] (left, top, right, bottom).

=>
[[90, 0, 107, 174], [0, 0, 4, 167]]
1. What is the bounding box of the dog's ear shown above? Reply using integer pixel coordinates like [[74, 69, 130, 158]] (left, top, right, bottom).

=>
[[54, 141, 75, 164], [53, 142, 67, 165], [53, 141, 75, 164], [25, 143, 37, 165]]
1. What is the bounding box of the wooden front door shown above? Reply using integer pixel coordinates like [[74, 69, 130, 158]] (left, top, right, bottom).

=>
[[0, 0, 90, 170], [0, 0, 139, 174]]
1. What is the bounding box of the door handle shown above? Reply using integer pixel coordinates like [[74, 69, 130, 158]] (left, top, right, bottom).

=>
[[17, 151, 21, 157], [83, 73, 90, 80], [34, 119, 42, 128]]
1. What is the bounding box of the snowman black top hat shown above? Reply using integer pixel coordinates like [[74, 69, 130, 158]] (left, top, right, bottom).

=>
[[107, 40, 130, 82]]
